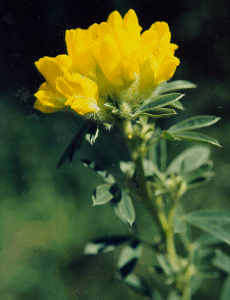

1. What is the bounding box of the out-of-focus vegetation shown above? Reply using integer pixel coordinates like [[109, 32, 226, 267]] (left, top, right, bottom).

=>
[[1, 0, 230, 299]]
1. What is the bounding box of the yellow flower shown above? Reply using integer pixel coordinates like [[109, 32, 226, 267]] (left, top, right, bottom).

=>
[[66, 9, 179, 93], [34, 55, 99, 115], [34, 9, 179, 115]]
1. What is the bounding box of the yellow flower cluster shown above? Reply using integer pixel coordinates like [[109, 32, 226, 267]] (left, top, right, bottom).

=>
[[34, 9, 179, 115]]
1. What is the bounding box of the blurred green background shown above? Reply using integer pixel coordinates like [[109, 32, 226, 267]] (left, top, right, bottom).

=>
[[1, 0, 230, 299]]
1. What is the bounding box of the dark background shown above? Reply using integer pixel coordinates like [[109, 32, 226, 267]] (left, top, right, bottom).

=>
[[1, 0, 230, 299]]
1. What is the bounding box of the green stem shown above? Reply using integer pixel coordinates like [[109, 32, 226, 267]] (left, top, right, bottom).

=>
[[166, 206, 180, 273], [118, 118, 166, 245], [182, 265, 194, 300], [134, 154, 166, 244]]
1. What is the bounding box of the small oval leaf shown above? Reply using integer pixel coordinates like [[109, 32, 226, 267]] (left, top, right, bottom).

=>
[[167, 145, 210, 175], [92, 184, 113, 205], [168, 115, 221, 133], [117, 191, 135, 226]]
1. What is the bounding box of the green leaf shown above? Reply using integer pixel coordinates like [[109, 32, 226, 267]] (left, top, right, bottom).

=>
[[168, 290, 182, 300], [190, 276, 204, 297], [135, 93, 184, 113], [162, 130, 181, 141], [172, 131, 221, 147], [184, 210, 230, 224], [157, 254, 173, 276], [85, 123, 99, 145], [57, 121, 94, 168], [84, 235, 131, 255], [182, 210, 230, 245], [221, 276, 230, 300], [213, 249, 230, 273], [186, 160, 213, 181], [167, 145, 210, 175], [197, 232, 222, 246], [117, 191, 135, 226], [133, 108, 177, 118], [187, 173, 214, 189], [104, 102, 116, 110], [143, 159, 155, 176], [173, 205, 187, 233], [159, 80, 197, 93], [122, 274, 152, 297], [92, 184, 113, 205], [120, 161, 135, 177], [186, 160, 214, 188], [82, 159, 115, 185], [118, 240, 143, 278], [170, 100, 185, 111], [168, 115, 220, 133]]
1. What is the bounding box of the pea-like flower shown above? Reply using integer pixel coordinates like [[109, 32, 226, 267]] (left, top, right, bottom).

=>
[[34, 55, 99, 115], [34, 9, 179, 116]]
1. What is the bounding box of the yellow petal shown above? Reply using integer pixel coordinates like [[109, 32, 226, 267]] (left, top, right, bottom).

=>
[[98, 33, 124, 85], [92, 22, 114, 60], [34, 82, 66, 113], [35, 55, 73, 89], [155, 55, 180, 85], [122, 58, 140, 83], [141, 29, 158, 63], [65, 95, 99, 115], [65, 29, 96, 77], [122, 9, 142, 55], [107, 10, 123, 30], [168, 43, 178, 55], [152, 39, 172, 73], [113, 27, 129, 60], [56, 73, 99, 101], [149, 21, 170, 44]]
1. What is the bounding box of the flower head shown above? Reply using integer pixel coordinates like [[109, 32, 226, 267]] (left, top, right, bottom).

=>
[[34, 9, 179, 116]]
